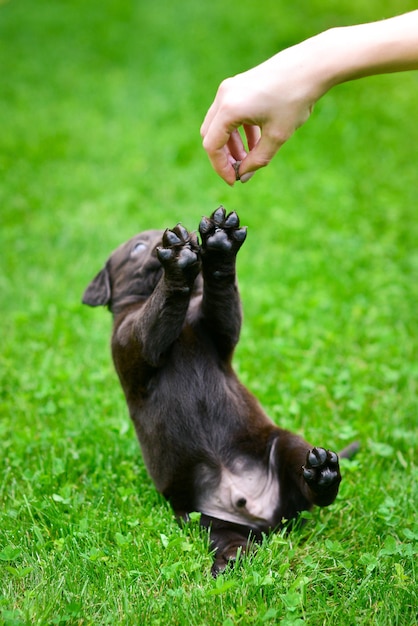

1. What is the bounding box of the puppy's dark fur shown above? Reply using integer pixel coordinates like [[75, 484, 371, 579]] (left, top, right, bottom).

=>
[[83, 207, 350, 576]]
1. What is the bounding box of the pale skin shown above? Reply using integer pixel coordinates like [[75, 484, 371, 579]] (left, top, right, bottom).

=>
[[200, 11, 418, 185]]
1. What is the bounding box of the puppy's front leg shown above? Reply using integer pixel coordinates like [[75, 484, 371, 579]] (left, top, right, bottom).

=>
[[198, 207, 247, 357], [115, 225, 200, 367]]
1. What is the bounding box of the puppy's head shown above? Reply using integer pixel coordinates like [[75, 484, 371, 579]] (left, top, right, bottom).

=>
[[82, 230, 164, 315]]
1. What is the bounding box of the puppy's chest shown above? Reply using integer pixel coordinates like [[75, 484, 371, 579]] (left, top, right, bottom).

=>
[[195, 444, 280, 530]]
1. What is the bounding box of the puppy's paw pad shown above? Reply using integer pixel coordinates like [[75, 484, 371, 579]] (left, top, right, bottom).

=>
[[199, 206, 247, 254], [303, 447, 340, 491], [177, 246, 198, 268], [156, 247, 174, 263], [157, 224, 200, 280], [164, 230, 182, 247]]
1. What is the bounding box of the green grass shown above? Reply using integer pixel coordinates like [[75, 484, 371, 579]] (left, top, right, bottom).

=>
[[1, 0, 418, 623]]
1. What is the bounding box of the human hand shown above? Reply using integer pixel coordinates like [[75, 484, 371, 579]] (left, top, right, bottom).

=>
[[200, 47, 321, 185], [201, 10, 418, 186]]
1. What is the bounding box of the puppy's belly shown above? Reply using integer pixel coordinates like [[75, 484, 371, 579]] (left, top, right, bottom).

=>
[[196, 446, 280, 529]]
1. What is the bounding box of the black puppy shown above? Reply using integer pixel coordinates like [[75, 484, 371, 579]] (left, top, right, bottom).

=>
[[83, 207, 348, 576]]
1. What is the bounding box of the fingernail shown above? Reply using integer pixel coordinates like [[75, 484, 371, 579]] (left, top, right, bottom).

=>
[[240, 172, 254, 183]]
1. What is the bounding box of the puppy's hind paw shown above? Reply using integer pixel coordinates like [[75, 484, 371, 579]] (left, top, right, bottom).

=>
[[302, 447, 341, 494], [211, 542, 247, 578]]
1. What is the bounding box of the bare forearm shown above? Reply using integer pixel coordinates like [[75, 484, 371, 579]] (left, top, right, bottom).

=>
[[308, 11, 418, 94]]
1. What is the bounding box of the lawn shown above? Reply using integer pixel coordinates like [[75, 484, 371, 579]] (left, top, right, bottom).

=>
[[1, 0, 417, 624]]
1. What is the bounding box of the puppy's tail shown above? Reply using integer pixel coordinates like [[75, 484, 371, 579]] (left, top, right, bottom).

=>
[[339, 441, 360, 460]]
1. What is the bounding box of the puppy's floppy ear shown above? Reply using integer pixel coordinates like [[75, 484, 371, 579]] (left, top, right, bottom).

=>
[[82, 265, 111, 307]]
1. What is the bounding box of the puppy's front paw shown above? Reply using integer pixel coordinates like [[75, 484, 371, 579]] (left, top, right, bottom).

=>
[[302, 447, 341, 493], [157, 224, 200, 283], [199, 206, 247, 256]]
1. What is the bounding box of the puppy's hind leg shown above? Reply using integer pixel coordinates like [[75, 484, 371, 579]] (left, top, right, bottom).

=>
[[302, 447, 342, 507], [199, 514, 258, 577]]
